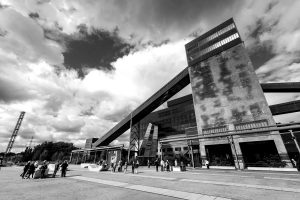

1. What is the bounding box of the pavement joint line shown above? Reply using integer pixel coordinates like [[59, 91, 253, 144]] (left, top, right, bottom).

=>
[[177, 171, 253, 178], [107, 172, 177, 181], [186, 170, 300, 176], [72, 167, 300, 177], [179, 178, 300, 193], [69, 176, 231, 200], [263, 176, 300, 182], [224, 171, 300, 176]]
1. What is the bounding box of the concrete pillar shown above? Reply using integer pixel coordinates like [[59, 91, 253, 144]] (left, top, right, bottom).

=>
[[231, 137, 245, 169], [272, 133, 293, 167], [199, 140, 207, 167]]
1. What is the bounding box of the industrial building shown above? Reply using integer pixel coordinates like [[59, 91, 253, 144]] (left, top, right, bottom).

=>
[[75, 18, 300, 169]]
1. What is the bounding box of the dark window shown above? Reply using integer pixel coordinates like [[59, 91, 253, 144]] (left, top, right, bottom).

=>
[[183, 147, 189, 150], [175, 147, 181, 151], [167, 148, 173, 152]]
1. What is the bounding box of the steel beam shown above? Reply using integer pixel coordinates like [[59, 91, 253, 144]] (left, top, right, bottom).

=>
[[93, 67, 190, 147], [269, 100, 300, 115], [261, 82, 300, 93], [93, 65, 300, 146]]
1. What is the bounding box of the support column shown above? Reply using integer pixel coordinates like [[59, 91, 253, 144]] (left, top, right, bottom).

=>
[[290, 130, 300, 153], [94, 150, 97, 163], [199, 140, 207, 167], [76, 152, 79, 165], [230, 136, 244, 170], [272, 133, 293, 167], [189, 140, 195, 168]]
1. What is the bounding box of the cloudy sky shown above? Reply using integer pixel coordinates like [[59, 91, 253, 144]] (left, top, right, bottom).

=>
[[0, 0, 300, 152]]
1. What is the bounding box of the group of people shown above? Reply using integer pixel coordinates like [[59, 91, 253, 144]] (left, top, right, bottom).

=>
[[20, 161, 39, 179], [108, 159, 140, 174], [110, 160, 124, 173], [20, 160, 68, 179], [154, 159, 171, 172]]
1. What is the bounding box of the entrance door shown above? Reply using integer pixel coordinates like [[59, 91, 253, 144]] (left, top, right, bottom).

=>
[[240, 140, 283, 167], [205, 144, 234, 166]]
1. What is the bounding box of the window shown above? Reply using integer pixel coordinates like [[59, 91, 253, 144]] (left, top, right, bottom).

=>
[[183, 147, 189, 151], [167, 148, 173, 152], [175, 147, 181, 151]]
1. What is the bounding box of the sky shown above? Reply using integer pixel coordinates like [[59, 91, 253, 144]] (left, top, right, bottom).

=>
[[0, 0, 300, 153]]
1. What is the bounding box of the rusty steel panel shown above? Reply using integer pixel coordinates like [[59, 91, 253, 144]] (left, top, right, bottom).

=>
[[189, 43, 276, 135]]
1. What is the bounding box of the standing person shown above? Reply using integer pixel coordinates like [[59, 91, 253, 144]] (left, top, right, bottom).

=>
[[52, 161, 60, 178], [40, 160, 48, 179], [21, 161, 31, 179], [205, 160, 210, 169], [60, 160, 68, 177], [174, 159, 178, 167], [117, 160, 122, 172], [154, 159, 159, 172], [147, 159, 150, 168], [113, 161, 117, 172], [110, 162, 114, 173], [123, 161, 128, 174], [166, 160, 170, 172], [26, 161, 36, 179], [131, 159, 135, 174], [135, 159, 139, 174], [160, 159, 164, 172]]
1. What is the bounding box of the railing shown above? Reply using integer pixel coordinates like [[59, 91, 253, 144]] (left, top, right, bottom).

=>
[[159, 122, 300, 143]]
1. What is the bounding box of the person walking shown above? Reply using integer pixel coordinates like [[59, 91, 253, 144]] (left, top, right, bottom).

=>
[[60, 160, 68, 177], [52, 161, 60, 178], [160, 159, 164, 172], [26, 161, 36, 179], [21, 161, 31, 179], [147, 159, 150, 168], [123, 161, 128, 174], [40, 160, 48, 179], [154, 159, 159, 172], [135, 159, 139, 174]]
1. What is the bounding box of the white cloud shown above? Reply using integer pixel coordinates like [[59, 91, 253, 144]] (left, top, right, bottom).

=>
[[0, 7, 63, 64], [0, 38, 189, 152]]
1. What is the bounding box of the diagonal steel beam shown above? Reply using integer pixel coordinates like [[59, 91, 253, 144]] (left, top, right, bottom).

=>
[[93, 65, 300, 147]]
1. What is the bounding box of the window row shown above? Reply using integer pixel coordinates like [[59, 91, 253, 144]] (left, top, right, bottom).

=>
[[188, 33, 240, 62]]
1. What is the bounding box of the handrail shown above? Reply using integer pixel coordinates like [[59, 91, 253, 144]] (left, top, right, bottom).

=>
[[160, 124, 300, 143], [160, 122, 300, 141], [72, 144, 124, 152]]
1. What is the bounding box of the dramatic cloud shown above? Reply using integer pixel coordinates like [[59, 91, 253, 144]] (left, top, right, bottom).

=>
[[62, 25, 133, 77]]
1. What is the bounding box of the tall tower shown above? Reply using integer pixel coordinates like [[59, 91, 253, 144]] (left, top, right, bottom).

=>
[[5, 111, 25, 155], [185, 18, 291, 168]]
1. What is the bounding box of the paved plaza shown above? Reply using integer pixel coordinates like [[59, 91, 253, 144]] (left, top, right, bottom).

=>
[[1, 165, 300, 200]]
